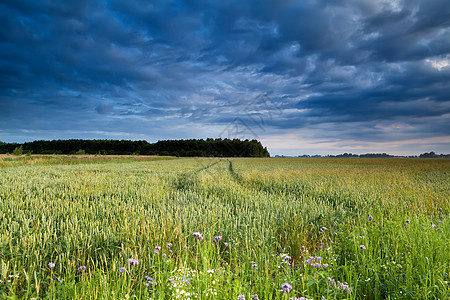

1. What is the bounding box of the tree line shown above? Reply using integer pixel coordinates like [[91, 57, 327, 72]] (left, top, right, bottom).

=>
[[0, 139, 270, 157]]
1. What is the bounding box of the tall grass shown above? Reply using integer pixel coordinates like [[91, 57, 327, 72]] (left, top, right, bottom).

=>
[[0, 157, 448, 299]]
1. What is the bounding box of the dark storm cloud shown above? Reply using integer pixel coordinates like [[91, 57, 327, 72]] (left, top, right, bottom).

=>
[[0, 0, 449, 154]]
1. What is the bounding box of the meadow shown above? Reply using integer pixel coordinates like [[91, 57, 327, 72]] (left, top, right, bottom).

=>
[[0, 156, 448, 299]]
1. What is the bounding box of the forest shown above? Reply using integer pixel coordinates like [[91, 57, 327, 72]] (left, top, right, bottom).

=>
[[0, 138, 270, 157]]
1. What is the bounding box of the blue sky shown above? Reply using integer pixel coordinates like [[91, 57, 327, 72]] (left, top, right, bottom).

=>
[[1, 0, 449, 155]]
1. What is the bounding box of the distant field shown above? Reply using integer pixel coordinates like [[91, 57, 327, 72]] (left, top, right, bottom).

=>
[[0, 156, 448, 299], [0, 154, 172, 168]]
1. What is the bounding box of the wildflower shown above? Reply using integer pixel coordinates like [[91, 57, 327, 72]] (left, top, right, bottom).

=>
[[252, 294, 259, 300], [183, 245, 188, 249], [207, 269, 215, 274], [128, 258, 139, 266], [212, 235, 222, 243], [167, 243, 173, 248], [48, 262, 55, 269], [305, 256, 327, 268], [406, 219, 410, 224], [120, 267, 126, 273], [144, 275, 155, 286], [192, 232, 204, 241], [284, 256, 292, 261], [360, 245, 366, 250], [238, 295, 245, 300], [328, 277, 352, 293], [162, 253, 166, 258], [431, 223, 437, 228], [154, 246, 162, 254], [224, 242, 229, 247], [77, 266, 86, 272], [320, 243, 324, 246], [301, 246, 306, 251], [281, 282, 293, 293], [368, 215, 373, 221], [52, 277, 57, 280], [252, 263, 258, 270]]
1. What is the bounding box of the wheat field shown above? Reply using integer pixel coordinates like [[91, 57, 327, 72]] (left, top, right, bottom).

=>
[[0, 156, 448, 299]]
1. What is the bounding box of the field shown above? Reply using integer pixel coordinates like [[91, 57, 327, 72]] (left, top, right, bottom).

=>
[[0, 156, 449, 299]]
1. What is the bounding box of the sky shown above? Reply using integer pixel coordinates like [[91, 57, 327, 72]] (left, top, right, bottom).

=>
[[1, 0, 449, 156]]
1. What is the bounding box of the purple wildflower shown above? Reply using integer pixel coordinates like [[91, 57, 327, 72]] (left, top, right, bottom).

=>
[[48, 262, 55, 269], [252, 263, 258, 270], [119, 267, 126, 273], [281, 282, 293, 293], [212, 235, 222, 243], [162, 253, 166, 258], [154, 246, 162, 254], [284, 256, 292, 261], [360, 245, 366, 250], [224, 242, 229, 247], [431, 223, 437, 228], [305, 256, 328, 269], [192, 232, 204, 241], [252, 294, 259, 300], [128, 258, 139, 266], [77, 266, 86, 272], [237, 295, 245, 300], [368, 215, 373, 221], [167, 243, 173, 248], [406, 219, 410, 224], [328, 277, 352, 293], [144, 275, 155, 286], [183, 245, 188, 249]]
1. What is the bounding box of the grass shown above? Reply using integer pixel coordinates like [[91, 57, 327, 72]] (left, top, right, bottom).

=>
[[0, 156, 448, 299]]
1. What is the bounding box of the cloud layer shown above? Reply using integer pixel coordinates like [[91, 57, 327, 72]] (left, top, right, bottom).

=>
[[1, 0, 449, 155]]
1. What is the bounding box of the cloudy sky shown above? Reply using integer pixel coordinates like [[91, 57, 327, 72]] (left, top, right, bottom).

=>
[[1, 0, 449, 155]]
